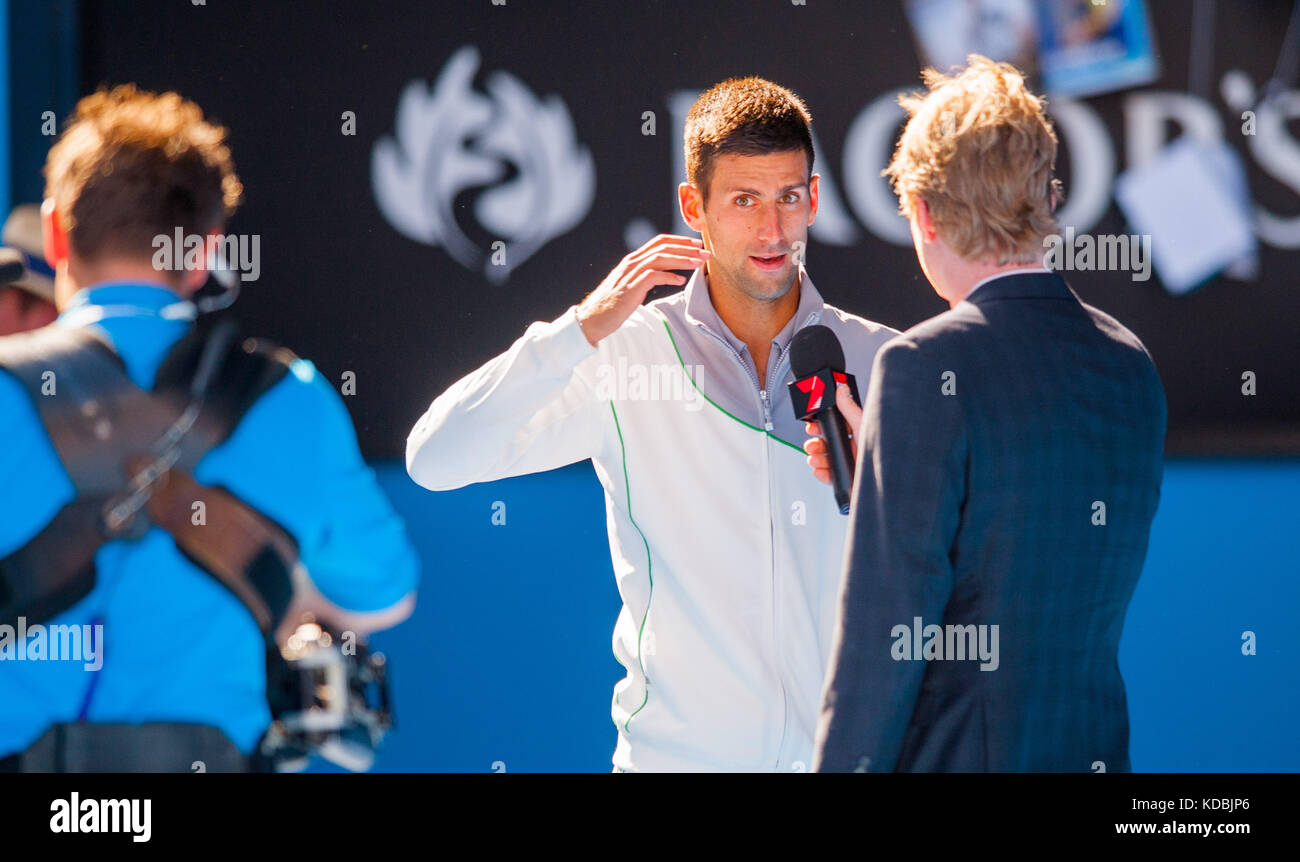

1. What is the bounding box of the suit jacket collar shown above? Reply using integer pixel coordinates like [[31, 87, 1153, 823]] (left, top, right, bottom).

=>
[[962, 269, 1076, 306]]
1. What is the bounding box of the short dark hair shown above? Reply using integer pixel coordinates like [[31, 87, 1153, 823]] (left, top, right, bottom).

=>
[[684, 77, 815, 202], [44, 84, 242, 262]]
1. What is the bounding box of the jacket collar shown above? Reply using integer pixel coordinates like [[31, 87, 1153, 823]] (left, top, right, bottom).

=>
[[962, 269, 1076, 306], [60, 281, 191, 322], [682, 263, 824, 356]]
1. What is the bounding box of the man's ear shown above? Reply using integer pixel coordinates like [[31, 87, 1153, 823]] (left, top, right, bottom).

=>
[[807, 173, 820, 227], [678, 181, 705, 232], [916, 197, 938, 244], [41, 198, 69, 268]]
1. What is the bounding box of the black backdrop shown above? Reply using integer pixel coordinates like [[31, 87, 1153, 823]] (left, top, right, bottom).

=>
[[67, 0, 1300, 457]]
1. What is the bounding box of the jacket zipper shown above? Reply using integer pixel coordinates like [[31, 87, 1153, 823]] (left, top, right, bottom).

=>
[[698, 327, 792, 769], [765, 351, 794, 770]]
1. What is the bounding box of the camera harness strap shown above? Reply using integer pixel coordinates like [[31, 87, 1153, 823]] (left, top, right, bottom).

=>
[[0, 315, 300, 641]]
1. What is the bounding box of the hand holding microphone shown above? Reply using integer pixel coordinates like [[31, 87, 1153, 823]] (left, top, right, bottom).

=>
[[802, 383, 863, 487], [788, 325, 862, 514]]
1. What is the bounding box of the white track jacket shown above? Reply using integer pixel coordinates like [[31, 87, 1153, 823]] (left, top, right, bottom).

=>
[[406, 267, 897, 771]]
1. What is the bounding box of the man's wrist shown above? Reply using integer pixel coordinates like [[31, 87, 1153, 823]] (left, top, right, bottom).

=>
[[575, 305, 600, 346]]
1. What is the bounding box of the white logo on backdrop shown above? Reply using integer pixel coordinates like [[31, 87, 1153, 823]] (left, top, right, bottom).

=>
[[372, 46, 595, 283]]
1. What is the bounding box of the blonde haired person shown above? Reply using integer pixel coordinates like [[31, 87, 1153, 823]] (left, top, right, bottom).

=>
[[806, 56, 1167, 773], [886, 54, 1062, 272]]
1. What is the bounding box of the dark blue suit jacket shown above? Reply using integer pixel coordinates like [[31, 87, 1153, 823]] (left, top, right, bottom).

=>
[[813, 271, 1166, 772]]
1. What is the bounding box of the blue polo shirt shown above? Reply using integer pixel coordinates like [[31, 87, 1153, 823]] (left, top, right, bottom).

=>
[[0, 282, 418, 756]]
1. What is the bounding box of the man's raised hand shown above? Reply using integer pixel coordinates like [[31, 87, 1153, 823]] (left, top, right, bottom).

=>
[[576, 235, 710, 346]]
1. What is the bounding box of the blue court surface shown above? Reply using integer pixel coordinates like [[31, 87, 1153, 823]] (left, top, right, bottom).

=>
[[353, 458, 1299, 772]]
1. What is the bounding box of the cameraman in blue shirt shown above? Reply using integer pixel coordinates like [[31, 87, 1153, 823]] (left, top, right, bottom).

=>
[[0, 85, 418, 771]]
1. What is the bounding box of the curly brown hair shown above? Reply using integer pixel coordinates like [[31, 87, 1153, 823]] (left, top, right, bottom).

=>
[[684, 77, 814, 203], [44, 84, 243, 262]]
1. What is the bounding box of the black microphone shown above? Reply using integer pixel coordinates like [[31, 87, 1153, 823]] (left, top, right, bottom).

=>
[[788, 325, 859, 515]]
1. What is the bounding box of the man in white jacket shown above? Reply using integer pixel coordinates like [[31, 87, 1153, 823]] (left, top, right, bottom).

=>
[[406, 77, 896, 771]]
